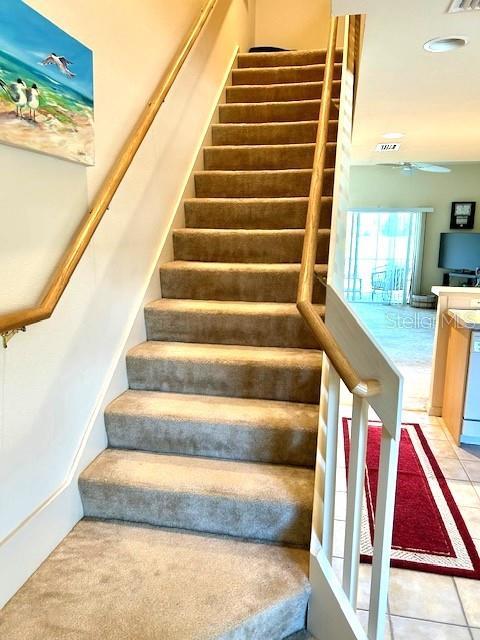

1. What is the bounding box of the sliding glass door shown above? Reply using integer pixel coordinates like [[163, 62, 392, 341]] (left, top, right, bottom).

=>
[[344, 210, 424, 304]]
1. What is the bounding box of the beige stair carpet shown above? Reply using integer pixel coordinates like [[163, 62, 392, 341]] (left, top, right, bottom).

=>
[[1, 48, 340, 639]]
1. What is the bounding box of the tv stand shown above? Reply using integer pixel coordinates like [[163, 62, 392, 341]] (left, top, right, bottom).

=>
[[442, 271, 477, 287]]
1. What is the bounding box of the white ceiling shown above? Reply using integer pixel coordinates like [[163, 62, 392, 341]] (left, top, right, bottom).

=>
[[333, 0, 480, 165]]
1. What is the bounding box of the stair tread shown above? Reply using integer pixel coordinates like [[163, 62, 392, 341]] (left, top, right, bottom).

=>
[[160, 260, 328, 274], [0, 519, 310, 640], [173, 228, 330, 237], [127, 340, 323, 368], [204, 142, 331, 149], [107, 389, 318, 430], [145, 298, 325, 315], [81, 448, 315, 504], [237, 49, 342, 68]]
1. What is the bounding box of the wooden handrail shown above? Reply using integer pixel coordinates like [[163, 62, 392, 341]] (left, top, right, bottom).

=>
[[0, 0, 218, 337], [297, 15, 380, 399]]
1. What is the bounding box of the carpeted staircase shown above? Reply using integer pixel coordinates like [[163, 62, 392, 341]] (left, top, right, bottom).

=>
[[0, 49, 340, 640]]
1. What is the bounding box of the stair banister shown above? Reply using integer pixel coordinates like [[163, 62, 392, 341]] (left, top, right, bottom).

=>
[[296, 15, 379, 400], [300, 13, 403, 640], [0, 0, 218, 343]]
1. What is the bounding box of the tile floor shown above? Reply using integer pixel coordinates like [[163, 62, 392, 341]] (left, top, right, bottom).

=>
[[334, 408, 480, 639]]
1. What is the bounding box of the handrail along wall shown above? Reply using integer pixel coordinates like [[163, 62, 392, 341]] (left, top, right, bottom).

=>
[[0, 0, 218, 340]]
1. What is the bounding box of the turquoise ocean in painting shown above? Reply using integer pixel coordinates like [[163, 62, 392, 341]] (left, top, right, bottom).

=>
[[0, 0, 94, 164]]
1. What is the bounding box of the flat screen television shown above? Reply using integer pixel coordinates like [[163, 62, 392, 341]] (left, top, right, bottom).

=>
[[438, 232, 480, 271]]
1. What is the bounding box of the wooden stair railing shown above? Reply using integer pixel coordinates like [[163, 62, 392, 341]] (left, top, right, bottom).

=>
[[296, 14, 380, 399], [0, 0, 218, 346]]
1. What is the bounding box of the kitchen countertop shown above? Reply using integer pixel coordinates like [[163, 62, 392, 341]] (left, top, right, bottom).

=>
[[448, 309, 480, 330]]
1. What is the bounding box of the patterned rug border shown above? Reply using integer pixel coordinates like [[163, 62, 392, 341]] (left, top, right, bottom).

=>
[[342, 418, 480, 579]]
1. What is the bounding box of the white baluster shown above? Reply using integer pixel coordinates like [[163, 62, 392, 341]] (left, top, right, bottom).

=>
[[368, 429, 400, 640], [322, 363, 341, 561], [343, 395, 369, 607]]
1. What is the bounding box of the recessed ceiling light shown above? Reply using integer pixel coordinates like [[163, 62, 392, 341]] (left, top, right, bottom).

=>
[[383, 132, 404, 140], [424, 36, 469, 53]]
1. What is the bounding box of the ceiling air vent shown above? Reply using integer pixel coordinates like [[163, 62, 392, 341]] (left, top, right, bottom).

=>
[[375, 143, 401, 152], [447, 0, 480, 13]]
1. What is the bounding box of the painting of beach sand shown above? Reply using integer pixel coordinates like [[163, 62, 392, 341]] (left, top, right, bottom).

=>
[[0, 0, 94, 165]]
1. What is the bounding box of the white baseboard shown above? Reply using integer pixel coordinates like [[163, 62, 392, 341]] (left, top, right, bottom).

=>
[[0, 44, 239, 610]]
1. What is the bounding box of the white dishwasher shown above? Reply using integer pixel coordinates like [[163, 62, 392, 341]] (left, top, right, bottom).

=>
[[462, 331, 480, 444]]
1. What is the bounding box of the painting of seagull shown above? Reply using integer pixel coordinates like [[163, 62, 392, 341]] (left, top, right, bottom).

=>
[[26, 84, 40, 121], [41, 53, 75, 78], [0, 77, 27, 117]]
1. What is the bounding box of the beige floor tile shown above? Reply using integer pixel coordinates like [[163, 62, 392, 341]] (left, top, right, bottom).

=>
[[357, 610, 391, 639], [474, 483, 480, 499], [427, 439, 457, 459], [330, 558, 373, 611], [421, 425, 448, 441], [388, 568, 466, 625], [336, 469, 347, 492], [454, 444, 480, 463], [455, 576, 480, 627], [447, 480, 480, 508], [333, 519, 346, 559], [459, 506, 480, 539], [334, 491, 347, 521], [462, 461, 480, 483], [389, 616, 471, 640], [471, 628, 480, 640], [436, 457, 470, 481]]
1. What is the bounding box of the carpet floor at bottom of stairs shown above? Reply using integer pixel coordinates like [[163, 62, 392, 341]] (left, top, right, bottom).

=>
[[0, 518, 311, 640]]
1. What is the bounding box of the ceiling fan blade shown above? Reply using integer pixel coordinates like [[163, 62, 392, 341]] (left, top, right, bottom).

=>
[[414, 163, 451, 173]]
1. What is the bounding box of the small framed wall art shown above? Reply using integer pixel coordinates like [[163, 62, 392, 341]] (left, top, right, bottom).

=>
[[450, 202, 476, 230], [0, 0, 94, 165]]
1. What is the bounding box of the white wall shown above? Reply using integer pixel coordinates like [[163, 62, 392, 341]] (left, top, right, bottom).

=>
[[350, 164, 480, 294], [254, 0, 333, 50], [0, 0, 252, 607]]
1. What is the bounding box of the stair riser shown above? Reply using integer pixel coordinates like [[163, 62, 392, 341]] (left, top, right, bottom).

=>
[[172, 231, 329, 264], [226, 82, 341, 104], [184, 199, 332, 229], [80, 481, 313, 546], [105, 413, 317, 466], [237, 50, 343, 68], [194, 170, 333, 198], [159, 267, 326, 303], [232, 64, 342, 85], [212, 121, 338, 145], [145, 307, 322, 348], [126, 352, 321, 404], [204, 144, 336, 171], [219, 101, 324, 124]]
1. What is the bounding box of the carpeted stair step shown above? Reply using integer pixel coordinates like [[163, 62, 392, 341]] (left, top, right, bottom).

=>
[[219, 100, 328, 123], [0, 519, 311, 640], [232, 63, 342, 85], [203, 142, 336, 170], [212, 120, 338, 145], [226, 80, 341, 103], [194, 169, 333, 198], [126, 341, 322, 403], [144, 299, 324, 348], [80, 449, 315, 546], [184, 197, 332, 229], [172, 229, 330, 263], [159, 261, 327, 303], [237, 48, 343, 68], [105, 390, 318, 465]]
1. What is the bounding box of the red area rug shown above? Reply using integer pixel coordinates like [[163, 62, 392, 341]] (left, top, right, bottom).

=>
[[343, 419, 480, 579]]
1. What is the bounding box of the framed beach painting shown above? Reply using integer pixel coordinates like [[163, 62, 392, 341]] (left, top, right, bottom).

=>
[[0, 0, 94, 165]]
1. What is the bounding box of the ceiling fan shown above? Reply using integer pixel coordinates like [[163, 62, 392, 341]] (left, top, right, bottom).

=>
[[379, 162, 451, 175]]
